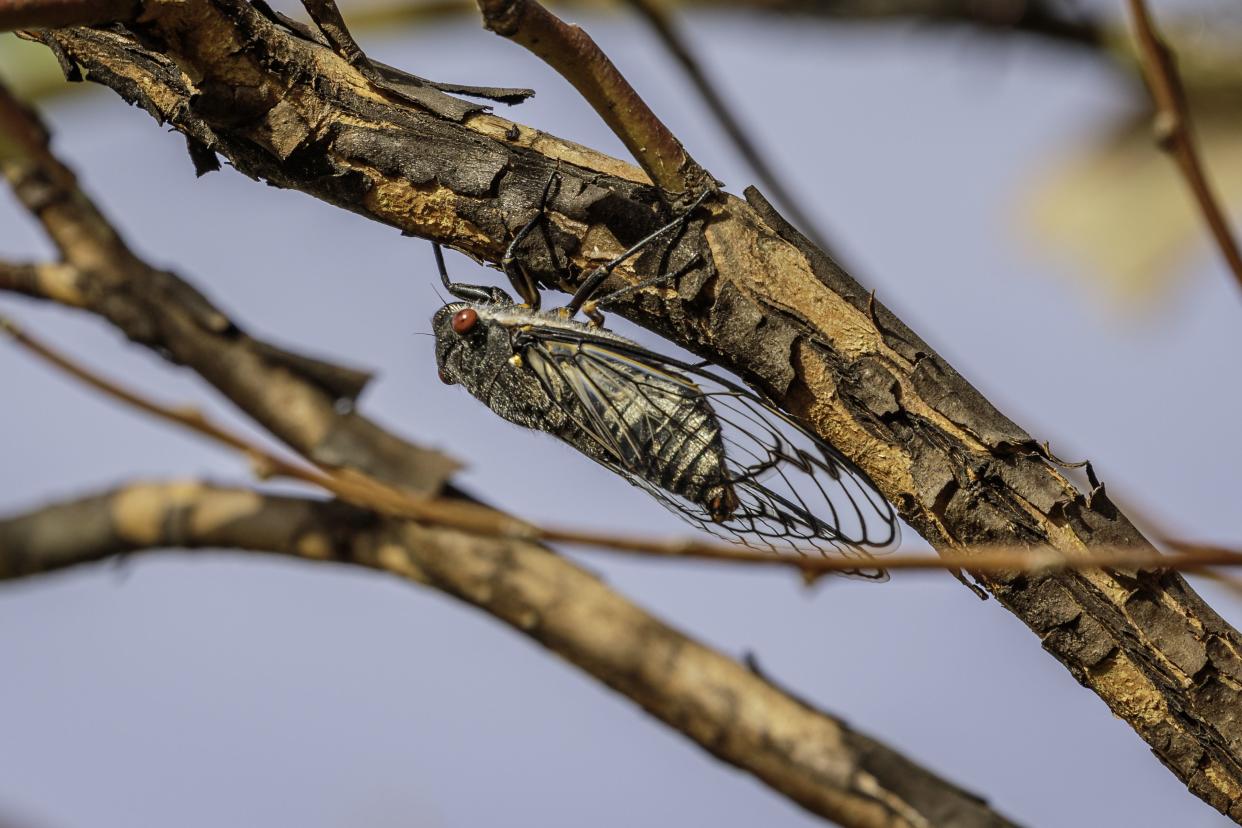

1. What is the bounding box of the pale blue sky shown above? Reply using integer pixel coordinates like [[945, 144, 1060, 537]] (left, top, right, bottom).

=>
[[1, 9, 1239, 827]]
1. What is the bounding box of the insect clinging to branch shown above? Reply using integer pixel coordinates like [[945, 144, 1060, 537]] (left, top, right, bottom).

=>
[[430, 181, 899, 575]]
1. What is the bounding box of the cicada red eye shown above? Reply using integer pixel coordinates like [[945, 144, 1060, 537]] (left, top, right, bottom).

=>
[[438, 368, 454, 385], [451, 308, 479, 335]]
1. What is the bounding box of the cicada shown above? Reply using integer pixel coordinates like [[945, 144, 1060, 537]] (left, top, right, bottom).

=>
[[431, 187, 898, 573]]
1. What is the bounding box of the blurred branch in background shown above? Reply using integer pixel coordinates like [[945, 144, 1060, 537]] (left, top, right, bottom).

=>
[[0, 74, 1022, 828], [0, 0, 1113, 103], [623, 0, 835, 254], [0, 0, 134, 30], [1124, 0, 1242, 296], [234, 0, 1114, 51]]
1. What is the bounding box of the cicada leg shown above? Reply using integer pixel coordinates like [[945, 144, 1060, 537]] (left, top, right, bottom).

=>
[[581, 253, 706, 327], [434, 243, 512, 305], [565, 188, 715, 319], [502, 170, 566, 309], [501, 218, 544, 309]]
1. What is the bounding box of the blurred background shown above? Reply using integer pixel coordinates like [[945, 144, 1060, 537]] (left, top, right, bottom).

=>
[[2, 1, 1242, 825]]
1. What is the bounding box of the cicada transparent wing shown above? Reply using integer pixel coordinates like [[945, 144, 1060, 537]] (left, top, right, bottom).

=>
[[517, 327, 899, 577]]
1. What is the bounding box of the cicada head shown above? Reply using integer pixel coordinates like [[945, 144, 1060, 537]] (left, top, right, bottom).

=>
[[432, 302, 518, 392]]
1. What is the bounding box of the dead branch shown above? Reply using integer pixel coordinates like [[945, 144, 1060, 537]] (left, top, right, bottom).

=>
[[0, 480, 1023, 828], [0, 80, 459, 491], [12, 2, 1242, 816]]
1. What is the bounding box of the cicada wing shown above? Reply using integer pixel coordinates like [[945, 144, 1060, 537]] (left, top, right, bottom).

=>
[[524, 329, 899, 576], [696, 387, 897, 576], [527, 338, 707, 472], [524, 341, 649, 467]]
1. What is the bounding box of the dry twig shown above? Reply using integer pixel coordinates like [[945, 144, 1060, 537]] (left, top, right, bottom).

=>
[[476, 0, 709, 195], [1126, 0, 1242, 294], [624, 0, 835, 253]]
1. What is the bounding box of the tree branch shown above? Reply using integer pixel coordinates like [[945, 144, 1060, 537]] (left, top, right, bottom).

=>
[[0, 80, 460, 491], [1125, 0, 1242, 296], [476, 0, 709, 194], [0, 481, 1022, 828], [22, 5, 1242, 817]]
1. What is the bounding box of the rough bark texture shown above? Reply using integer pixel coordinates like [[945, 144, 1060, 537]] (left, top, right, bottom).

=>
[[0, 482, 1021, 828], [22, 3, 1242, 819]]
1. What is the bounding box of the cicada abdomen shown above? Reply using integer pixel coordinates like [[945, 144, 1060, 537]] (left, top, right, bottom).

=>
[[523, 338, 741, 522]]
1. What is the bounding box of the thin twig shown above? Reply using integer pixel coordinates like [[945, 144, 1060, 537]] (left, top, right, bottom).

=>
[[624, 0, 834, 254], [476, 0, 708, 195], [1126, 0, 1242, 294], [7, 313, 1242, 582], [0, 314, 488, 526]]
